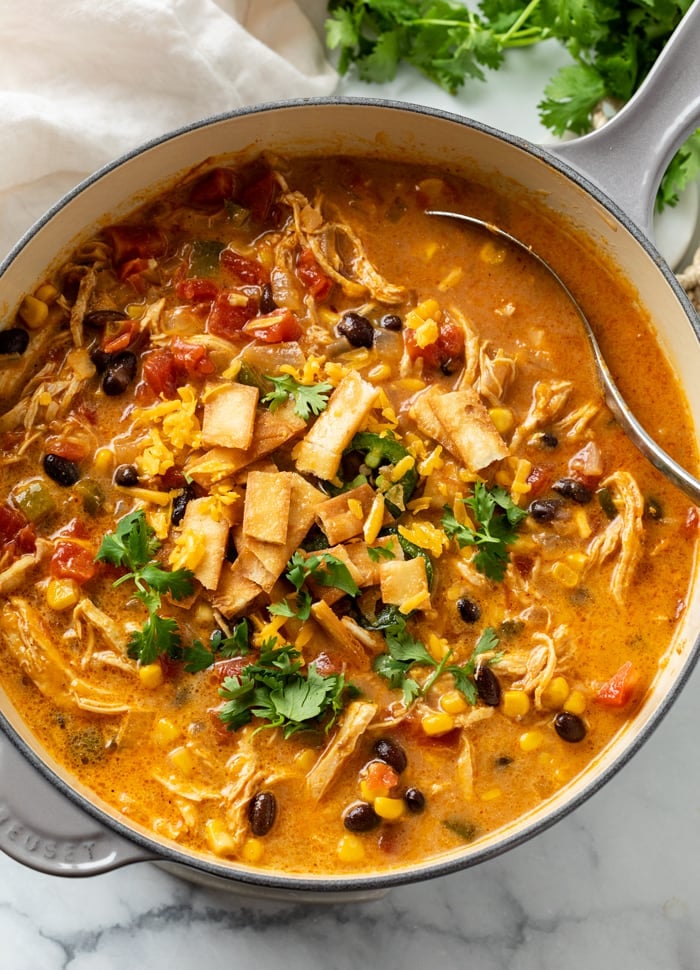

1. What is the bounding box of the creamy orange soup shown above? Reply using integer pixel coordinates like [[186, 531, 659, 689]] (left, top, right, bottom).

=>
[[0, 154, 696, 874]]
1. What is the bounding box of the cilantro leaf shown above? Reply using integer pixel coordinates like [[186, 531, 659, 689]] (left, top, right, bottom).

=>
[[442, 482, 527, 581], [96, 509, 159, 571], [218, 640, 357, 737], [262, 373, 333, 421], [128, 612, 182, 666]]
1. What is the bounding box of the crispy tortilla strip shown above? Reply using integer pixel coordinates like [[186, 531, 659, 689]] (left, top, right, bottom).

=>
[[342, 536, 404, 588], [243, 470, 292, 545], [310, 599, 370, 670], [430, 387, 509, 471], [202, 383, 259, 450], [379, 557, 430, 612], [186, 403, 306, 486], [306, 700, 378, 800], [213, 558, 264, 616], [305, 543, 363, 606], [315, 482, 376, 545], [178, 497, 232, 590], [294, 372, 379, 481]]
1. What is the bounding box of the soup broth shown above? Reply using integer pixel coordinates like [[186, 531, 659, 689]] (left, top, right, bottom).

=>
[[0, 154, 696, 875]]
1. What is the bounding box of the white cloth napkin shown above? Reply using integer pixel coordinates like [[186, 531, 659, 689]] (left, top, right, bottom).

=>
[[0, 0, 337, 259]]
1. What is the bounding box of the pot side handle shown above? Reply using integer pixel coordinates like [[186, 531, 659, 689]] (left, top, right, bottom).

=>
[[0, 733, 155, 877], [550, 0, 700, 240]]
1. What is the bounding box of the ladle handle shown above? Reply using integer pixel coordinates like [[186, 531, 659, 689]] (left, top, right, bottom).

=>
[[551, 0, 700, 239]]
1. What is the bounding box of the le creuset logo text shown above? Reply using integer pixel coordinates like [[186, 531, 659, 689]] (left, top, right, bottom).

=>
[[0, 800, 98, 864]]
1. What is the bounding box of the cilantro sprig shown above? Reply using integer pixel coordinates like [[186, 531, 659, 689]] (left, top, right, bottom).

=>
[[269, 550, 360, 621], [96, 510, 199, 666], [218, 638, 357, 737], [442, 482, 527, 582], [262, 373, 333, 421], [373, 618, 501, 706], [325, 0, 698, 209]]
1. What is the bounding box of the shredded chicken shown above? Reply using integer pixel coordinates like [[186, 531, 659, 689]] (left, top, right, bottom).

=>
[[477, 345, 517, 406], [510, 379, 573, 450], [306, 701, 377, 800], [0, 540, 50, 593], [585, 470, 645, 604]]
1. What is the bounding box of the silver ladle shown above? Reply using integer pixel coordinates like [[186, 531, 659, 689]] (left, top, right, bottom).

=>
[[427, 209, 700, 505]]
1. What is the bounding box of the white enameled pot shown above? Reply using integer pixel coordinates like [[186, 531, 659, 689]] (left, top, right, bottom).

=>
[[0, 2, 699, 901]]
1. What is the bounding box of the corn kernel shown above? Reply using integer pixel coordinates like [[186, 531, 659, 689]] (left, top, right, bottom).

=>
[[479, 239, 507, 265], [46, 578, 80, 611], [152, 717, 180, 746], [374, 797, 405, 821], [91, 447, 113, 476], [479, 787, 502, 801], [367, 363, 391, 382], [519, 729, 545, 752], [139, 662, 164, 689], [440, 689, 469, 715], [566, 552, 589, 573], [424, 241, 439, 260], [427, 633, 450, 662], [563, 689, 587, 716], [489, 407, 514, 435], [34, 283, 59, 304], [541, 676, 570, 710], [415, 318, 439, 348], [241, 838, 264, 864], [438, 266, 463, 291], [502, 689, 531, 718], [551, 561, 580, 588], [295, 748, 317, 773], [511, 459, 533, 499], [18, 295, 49, 329], [337, 833, 366, 863], [168, 745, 194, 776], [204, 818, 236, 857], [573, 509, 592, 539], [421, 711, 455, 736]]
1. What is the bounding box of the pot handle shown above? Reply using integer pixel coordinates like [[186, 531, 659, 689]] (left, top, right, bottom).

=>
[[0, 732, 155, 876], [550, 0, 700, 240]]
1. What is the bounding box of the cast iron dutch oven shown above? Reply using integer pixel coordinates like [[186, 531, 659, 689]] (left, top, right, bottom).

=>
[[0, 1, 698, 900]]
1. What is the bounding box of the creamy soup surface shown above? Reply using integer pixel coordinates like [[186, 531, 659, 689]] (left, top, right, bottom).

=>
[[0, 154, 697, 875]]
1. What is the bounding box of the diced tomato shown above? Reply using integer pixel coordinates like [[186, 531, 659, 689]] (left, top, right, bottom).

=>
[[243, 308, 302, 344], [206, 291, 257, 342], [296, 248, 332, 301], [526, 464, 554, 498], [0, 505, 36, 556], [43, 437, 89, 464], [596, 661, 639, 708], [312, 651, 343, 677], [240, 171, 277, 223], [49, 540, 97, 584], [159, 466, 188, 490], [101, 319, 141, 354], [142, 338, 215, 398], [404, 320, 465, 371], [187, 167, 239, 209], [175, 278, 219, 304], [220, 248, 269, 286], [362, 760, 400, 796], [58, 518, 91, 541], [117, 257, 152, 293], [212, 657, 248, 683], [103, 225, 167, 264]]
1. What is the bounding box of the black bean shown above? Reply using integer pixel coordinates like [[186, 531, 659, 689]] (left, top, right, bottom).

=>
[[475, 665, 501, 707], [380, 313, 402, 331], [43, 453, 80, 487], [114, 464, 139, 487], [343, 801, 380, 833], [540, 432, 559, 449], [102, 351, 137, 396], [494, 755, 513, 768], [403, 788, 426, 814], [337, 311, 374, 348], [83, 309, 128, 329], [457, 596, 481, 624], [528, 498, 562, 523], [0, 327, 30, 355], [554, 711, 586, 743], [248, 791, 277, 836], [374, 738, 408, 774], [171, 484, 196, 526], [90, 347, 112, 374], [551, 477, 592, 504], [259, 283, 277, 315], [440, 357, 460, 376]]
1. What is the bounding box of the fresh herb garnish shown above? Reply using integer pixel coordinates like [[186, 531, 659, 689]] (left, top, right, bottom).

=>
[[218, 638, 357, 737], [182, 619, 251, 673], [262, 373, 333, 421], [325, 0, 698, 209], [442, 482, 527, 581], [373, 617, 501, 706], [96, 510, 198, 665], [269, 550, 361, 621]]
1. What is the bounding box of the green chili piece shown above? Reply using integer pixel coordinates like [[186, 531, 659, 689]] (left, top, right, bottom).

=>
[[13, 479, 56, 523], [188, 239, 225, 277]]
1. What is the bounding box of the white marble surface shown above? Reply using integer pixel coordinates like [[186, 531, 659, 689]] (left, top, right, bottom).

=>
[[2, 5, 700, 969]]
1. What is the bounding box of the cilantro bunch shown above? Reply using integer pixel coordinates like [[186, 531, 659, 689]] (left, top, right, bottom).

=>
[[262, 373, 333, 421], [442, 482, 527, 581], [218, 639, 357, 737], [326, 0, 699, 208], [269, 550, 360, 621], [374, 618, 501, 705]]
